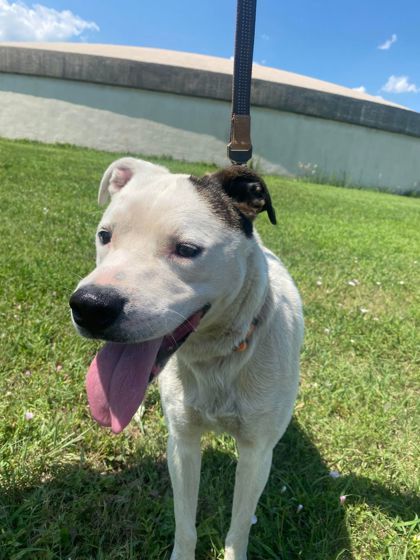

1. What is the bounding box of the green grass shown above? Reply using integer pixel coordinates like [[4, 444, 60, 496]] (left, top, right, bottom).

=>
[[0, 138, 419, 560]]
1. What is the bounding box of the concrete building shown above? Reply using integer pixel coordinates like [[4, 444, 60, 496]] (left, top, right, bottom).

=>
[[1, 42, 420, 193]]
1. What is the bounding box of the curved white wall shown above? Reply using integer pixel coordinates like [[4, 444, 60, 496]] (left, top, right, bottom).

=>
[[1, 44, 420, 194]]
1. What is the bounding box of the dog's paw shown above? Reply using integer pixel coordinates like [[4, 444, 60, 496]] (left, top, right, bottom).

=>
[[224, 543, 247, 560], [170, 548, 195, 560], [224, 550, 247, 560], [170, 538, 196, 560]]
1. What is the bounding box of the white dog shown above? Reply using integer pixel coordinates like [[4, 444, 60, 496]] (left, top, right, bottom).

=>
[[70, 158, 304, 560]]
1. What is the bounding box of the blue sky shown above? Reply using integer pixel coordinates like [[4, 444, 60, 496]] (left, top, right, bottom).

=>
[[1, 0, 419, 112]]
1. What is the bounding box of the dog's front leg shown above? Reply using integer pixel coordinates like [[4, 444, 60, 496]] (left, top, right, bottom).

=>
[[225, 440, 274, 560], [167, 432, 201, 560]]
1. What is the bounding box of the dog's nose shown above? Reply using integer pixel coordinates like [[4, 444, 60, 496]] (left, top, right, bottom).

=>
[[69, 285, 126, 333]]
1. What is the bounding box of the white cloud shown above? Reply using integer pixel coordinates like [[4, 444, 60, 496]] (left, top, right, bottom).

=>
[[352, 86, 387, 103], [0, 0, 99, 41], [378, 33, 397, 50], [381, 75, 419, 94]]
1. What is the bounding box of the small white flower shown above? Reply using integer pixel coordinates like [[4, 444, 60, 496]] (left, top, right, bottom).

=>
[[350, 339, 355, 344], [281, 485, 287, 493], [398, 280, 405, 285], [25, 370, 32, 377], [359, 307, 369, 314], [339, 495, 347, 505], [251, 515, 258, 525], [324, 328, 331, 334], [375, 281, 381, 286], [296, 504, 304, 513], [316, 280, 323, 286], [43, 207, 49, 214], [347, 279, 359, 287], [25, 411, 34, 421], [329, 470, 341, 479]]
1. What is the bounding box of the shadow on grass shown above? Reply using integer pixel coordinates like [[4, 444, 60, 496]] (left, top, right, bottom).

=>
[[1, 419, 418, 560]]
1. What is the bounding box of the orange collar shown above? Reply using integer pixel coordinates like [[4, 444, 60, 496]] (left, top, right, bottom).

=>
[[234, 318, 259, 352]]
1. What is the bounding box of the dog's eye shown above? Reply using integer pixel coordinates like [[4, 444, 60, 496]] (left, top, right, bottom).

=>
[[175, 243, 202, 258], [98, 230, 112, 245]]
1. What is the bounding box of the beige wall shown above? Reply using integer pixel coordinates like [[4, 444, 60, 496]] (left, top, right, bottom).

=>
[[1, 73, 420, 193]]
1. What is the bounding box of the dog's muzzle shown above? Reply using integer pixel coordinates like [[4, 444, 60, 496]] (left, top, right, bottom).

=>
[[69, 285, 126, 334]]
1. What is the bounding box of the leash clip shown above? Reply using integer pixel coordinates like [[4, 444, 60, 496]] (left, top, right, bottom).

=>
[[228, 114, 253, 165]]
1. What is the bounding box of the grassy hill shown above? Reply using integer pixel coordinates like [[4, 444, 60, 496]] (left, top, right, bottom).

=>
[[0, 138, 418, 559]]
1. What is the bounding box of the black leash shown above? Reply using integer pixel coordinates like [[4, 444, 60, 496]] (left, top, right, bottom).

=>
[[227, 0, 257, 166]]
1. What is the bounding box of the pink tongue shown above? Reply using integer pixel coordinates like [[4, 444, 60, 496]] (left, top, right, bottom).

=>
[[86, 338, 163, 434]]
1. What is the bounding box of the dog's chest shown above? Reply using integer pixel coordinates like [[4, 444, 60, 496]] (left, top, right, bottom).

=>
[[186, 390, 241, 433], [160, 344, 278, 441], [179, 362, 261, 438]]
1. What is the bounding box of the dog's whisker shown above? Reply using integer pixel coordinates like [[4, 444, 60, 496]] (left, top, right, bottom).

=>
[[166, 309, 198, 332], [168, 333, 178, 348], [162, 316, 179, 348]]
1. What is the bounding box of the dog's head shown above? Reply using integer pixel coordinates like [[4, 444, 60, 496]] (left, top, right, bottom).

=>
[[69, 158, 275, 433]]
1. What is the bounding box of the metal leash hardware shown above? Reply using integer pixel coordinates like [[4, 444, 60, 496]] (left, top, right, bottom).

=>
[[228, 0, 257, 166]]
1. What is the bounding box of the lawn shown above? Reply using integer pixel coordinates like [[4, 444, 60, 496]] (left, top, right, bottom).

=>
[[0, 138, 418, 560]]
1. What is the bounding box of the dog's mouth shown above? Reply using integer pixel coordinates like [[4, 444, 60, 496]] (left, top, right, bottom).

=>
[[86, 305, 209, 434]]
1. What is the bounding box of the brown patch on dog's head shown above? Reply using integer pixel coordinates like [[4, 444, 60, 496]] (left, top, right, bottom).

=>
[[212, 166, 276, 225], [192, 166, 276, 237]]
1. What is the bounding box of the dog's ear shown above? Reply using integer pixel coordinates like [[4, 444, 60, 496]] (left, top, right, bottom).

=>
[[98, 157, 169, 205], [210, 166, 276, 224]]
